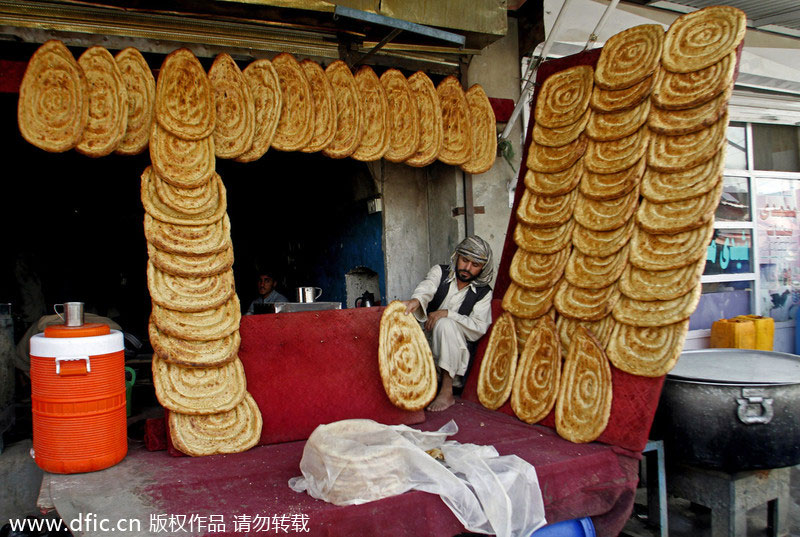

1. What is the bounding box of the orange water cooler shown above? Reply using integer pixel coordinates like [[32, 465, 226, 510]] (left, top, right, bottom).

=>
[[29, 316, 127, 474]]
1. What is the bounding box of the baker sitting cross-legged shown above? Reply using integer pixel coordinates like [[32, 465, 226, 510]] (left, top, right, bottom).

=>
[[402, 236, 494, 412]]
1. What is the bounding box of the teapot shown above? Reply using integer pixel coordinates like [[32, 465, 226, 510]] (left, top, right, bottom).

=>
[[354, 291, 375, 308]]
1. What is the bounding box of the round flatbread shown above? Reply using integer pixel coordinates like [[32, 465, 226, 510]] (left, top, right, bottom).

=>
[[208, 53, 255, 159], [556, 314, 615, 356], [18, 40, 88, 153], [323, 60, 363, 159], [647, 112, 728, 172], [437, 76, 472, 166], [300, 59, 336, 154], [527, 133, 587, 173], [572, 218, 635, 257], [612, 283, 702, 327], [595, 24, 664, 90], [169, 392, 262, 456], [510, 316, 561, 424], [637, 178, 723, 234], [517, 188, 578, 228], [555, 326, 612, 444], [606, 320, 689, 377], [573, 185, 640, 232], [155, 48, 214, 141], [406, 71, 443, 167], [149, 320, 239, 367], [502, 282, 559, 320], [151, 294, 241, 341], [377, 301, 437, 411], [147, 243, 234, 279], [619, 258, 705, 302], [641, 151, 724, 203], [648, 84, 731, 136], [515, 219, 575, 254], [533, 108, 590, 148], [153, 354, 246, 414], [585, 99, 650, 142], [564, 243, 629, 290], [461, 84, 497, 174], [535, 65, 593, 128], [147, 261, 235, 313], [477, 312, 518, 411], [584, 128, 650, 174], [554, 279, 621, 321], [662, 6, 746, 73], [271, 52, 314, 152], [144, 213, 231, 257], [380, 69, 419, 163], [580, 157, 644, 201], [150, 121, 215, 189], [652, 52, 735, 111], [76, 46, 128, 157], [141, 167, 226, 225], [629, 220, 715, 271], [114, 47, 155, 156], [509, 248, 570, 291], [590, 70, 657, 113], [352, 65, 390, 162], [237, 58, 282, 162], [525, 159, 583, 197]]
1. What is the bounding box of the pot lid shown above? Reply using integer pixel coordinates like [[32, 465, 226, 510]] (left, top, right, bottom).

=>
[[669, 349, 800, 385]]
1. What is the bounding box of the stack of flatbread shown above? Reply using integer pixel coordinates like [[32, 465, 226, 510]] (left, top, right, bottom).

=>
[[145, 49, 262, 456]]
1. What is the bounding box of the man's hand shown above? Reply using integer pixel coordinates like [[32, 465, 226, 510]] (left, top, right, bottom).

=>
[[402, 299, 421, 315], [425, 309, 448, 331]]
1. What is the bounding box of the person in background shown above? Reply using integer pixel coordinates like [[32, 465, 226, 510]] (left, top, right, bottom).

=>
[[402, 236, 494, 412], [246, 270, 289, 315]]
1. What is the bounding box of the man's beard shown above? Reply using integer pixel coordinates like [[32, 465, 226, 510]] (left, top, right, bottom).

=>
[[456, 269, 477, 283]]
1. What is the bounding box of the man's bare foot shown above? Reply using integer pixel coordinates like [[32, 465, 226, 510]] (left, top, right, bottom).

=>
[[426, 391, 455, 412]]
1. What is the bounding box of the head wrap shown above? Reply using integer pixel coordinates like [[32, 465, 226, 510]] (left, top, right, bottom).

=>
[[450, 235, 494, 287]]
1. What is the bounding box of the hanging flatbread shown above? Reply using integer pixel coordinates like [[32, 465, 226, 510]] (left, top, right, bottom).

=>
[[535, 65, 593, 128], [514, 219, 575, 254], [155, 48, 215, 141], [647, 113, 728, 172], [573, 186, 640, 232], [271, 52, 314, 152], [555, 326, 612, 444], [509, 248, 570, 291], [641, 151, 724, 203], [18, 40, 88, 153], [637, 178, 723, 234], [580, 157, 644, 201], [169, 392, 262, 456], [556, 315, 616, 356], [323, 60, 363, 159], [150, 122, 215, 189], [511, 316, 560, 424], [585, 99, 650, 142], [352, 65, 390, 162], [590, 70, 658, 113], [554, 279, 621, 321], [532, 108, 590, 148], [144, 213, 231, 257], [525, 159, 583, 197], [380, 69, 420, 163], [437, 76, 472, 166], [461, 84, 497, 174], [517, 188, 578, 228], [619, 258, 705, 302], [612, 283, 702, 327], [564, 243, 629, 290], [477, 312, 518, 411], [629, 220, 715, 271], [151, 294, 241, 341], [572, 219, 635, 257], [76, 46, 128, 157], [299, 59, 336, 154], [237, 58, 282, 162], [662, 6, 746, 73], [147, 243, 234, 279], [114, 47, 155, 156], [141, 167, 226, 225], [606, 320, 689, 377], [652, 52, 735, 110], [527, 134, 587, 173], [405, 71, 443, 167], [378, 301, 437, 411], [153, 354, 246, 414], [147, 261, 235, 313], [502, 282, 559, 320], [595, 24, 664, 90], [208, 53, 255, 159], [149, 320, 240, 367], [584, 128, 650, 174], [648, 84, 732, 136]]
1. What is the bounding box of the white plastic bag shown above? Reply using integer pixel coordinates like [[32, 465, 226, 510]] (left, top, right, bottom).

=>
[[288, 419, 546, 537]]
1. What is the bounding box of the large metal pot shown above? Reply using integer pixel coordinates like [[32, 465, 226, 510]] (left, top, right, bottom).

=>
[[654, 349, 800, 472]]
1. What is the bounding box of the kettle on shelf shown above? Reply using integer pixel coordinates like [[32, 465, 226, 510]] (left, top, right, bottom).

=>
[[354, 291, 375, 308]]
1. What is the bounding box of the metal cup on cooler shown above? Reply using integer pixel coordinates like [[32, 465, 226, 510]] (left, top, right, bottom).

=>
[[54, 302, 85, 327], [297, 287, 322, 303]]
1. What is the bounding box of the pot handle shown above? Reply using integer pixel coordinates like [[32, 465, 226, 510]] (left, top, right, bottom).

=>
[[736, 388, 774, 425]]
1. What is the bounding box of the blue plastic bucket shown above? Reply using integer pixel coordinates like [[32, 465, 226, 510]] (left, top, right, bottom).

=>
[[531, 517, 596, 537]]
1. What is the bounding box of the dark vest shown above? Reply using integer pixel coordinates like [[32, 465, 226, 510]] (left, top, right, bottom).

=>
[[427, 264, 492, 315]]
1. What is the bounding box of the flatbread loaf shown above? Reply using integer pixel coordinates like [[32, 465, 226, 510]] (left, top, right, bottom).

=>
[[509, 248, 570, 291], [662, 6, 746, 73], [629, 220, 715, 271], [647, 113, 729, 172], [461, 84, 497, 174], [141, 167, 226, 225], [554, 279, 621, 321], [565, 243, 629, 289], [580, 157, 644, 201], [323, 60, 363, 159], [590, 70, 657, 113], [299, 59, 336, 154], [18, 40, 88, 153], [377, 301, 437, 411], [556, 314, 615, 356], [437, 76, 472, 166], [527, 134, 587, 173], [352, 65, 390, 162], [612, 283, 702, 327], [585, 99, 650, 142], [513, 312, 556, 350], [573, 186, 640, 231], [153, 354, 246, 414], [381, 69, 420, 163], [619, 258, 705, 301], [652, 52, 735, 110], [517, 188, 578, 228], [147, 261, 235, 312], [144, 213, 231, 257], [533, 108, 590, 147], [151, 294, 241, 341], [572, 218, 634, 257], [524, 159, 583, 197], [606, 320, 689, 377], [271, 52, 314, 152], [502, 282, 559, 319], [535, 65, 593, 128], [237, 58, 282, 161], [405, 71, 443, 167], [641, 149, 724, 203], [555, 326, 612, 444], [477, 312, 518, 410], [169, 392, 262, 456], [114, 47, 155, 156], [150, 122, 215, 189], [76, 46, 128, 157], [637, 178, 723, 234], [514, 220, 575, 254], [155, 48, 215, 141], [510, 316, 561, 424], [595, 24, 664, 90], [147, 243, 234, 279], [208, 53, 255, 159], [648, 84, 731, 136], [149, 320, 240, 367], [584, 128, 650, 174]]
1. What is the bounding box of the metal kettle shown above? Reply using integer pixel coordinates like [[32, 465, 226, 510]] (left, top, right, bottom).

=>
[[354, 291, 374, 308]]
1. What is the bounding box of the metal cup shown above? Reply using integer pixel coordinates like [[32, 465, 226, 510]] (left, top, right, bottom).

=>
[[54, 302, 85, 327], [297, 287, 322, 303]]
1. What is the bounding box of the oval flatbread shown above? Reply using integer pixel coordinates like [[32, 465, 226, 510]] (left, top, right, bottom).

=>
[[461, 84, 497, 174], [514, 219, 575, 254], [517, 188, 578, 228], [606, 320, 689, 377], [513, 311, 555, 350], [619, 258, 705, 302], [595, 24, 664, 90], [629, 220, 715, 271], [141, 167, 226, 225], [637, 178, 722, 234], [584, 128, 650, 174], [533, 108, 590, 148], [556, 314, 615, 356], [647, 112, 728, 172], [652, 52, 735, 110], [150, 121, 215, 189], [377, 301, 437, 411], [76, 46, 128, 157], [612, 283, 702, 327], [299, 59, 336, 154], [580, 157, 644, 201], [509, 248, 570, 291], [572, 218, 635, 257], [511, 316, 561, 424], [405, 71, 443, 167], [147, 261, 235, 313], [662, 6, 746, 73], [590, 70, 657, 113], [147, 243, 234, 279], [573, 186, 640, 232], [155, 48, 214, 141], [477, 312, 518, 410], [527, 133, 587, 173], [237, 58, 282, 162], [502, 282, 559, 320], [149, 320, 239, 367], [381, 69, 420, 163], [114, 47, 155, 156], [525, 159, 583, 197], [437, 76, 472, 166], [585, 99, 650, 142], [271, 52, 314, 152], [352, 65, 390, 162], [555, 326, 612, 444], [535, 65, 593, 128], [18, 40, 88, 153], [153, 354, 246, 414], [565, 243, 629, 290], [144, 213, 231, 256], [169, 392, 262, 456], [641, 151, 724, 203], [323, 60, 363, 159], [151, 294, 241, 341], [208, 53, 254, 159], [648, 84, 731, 136], [554, 279, 621, 321]]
